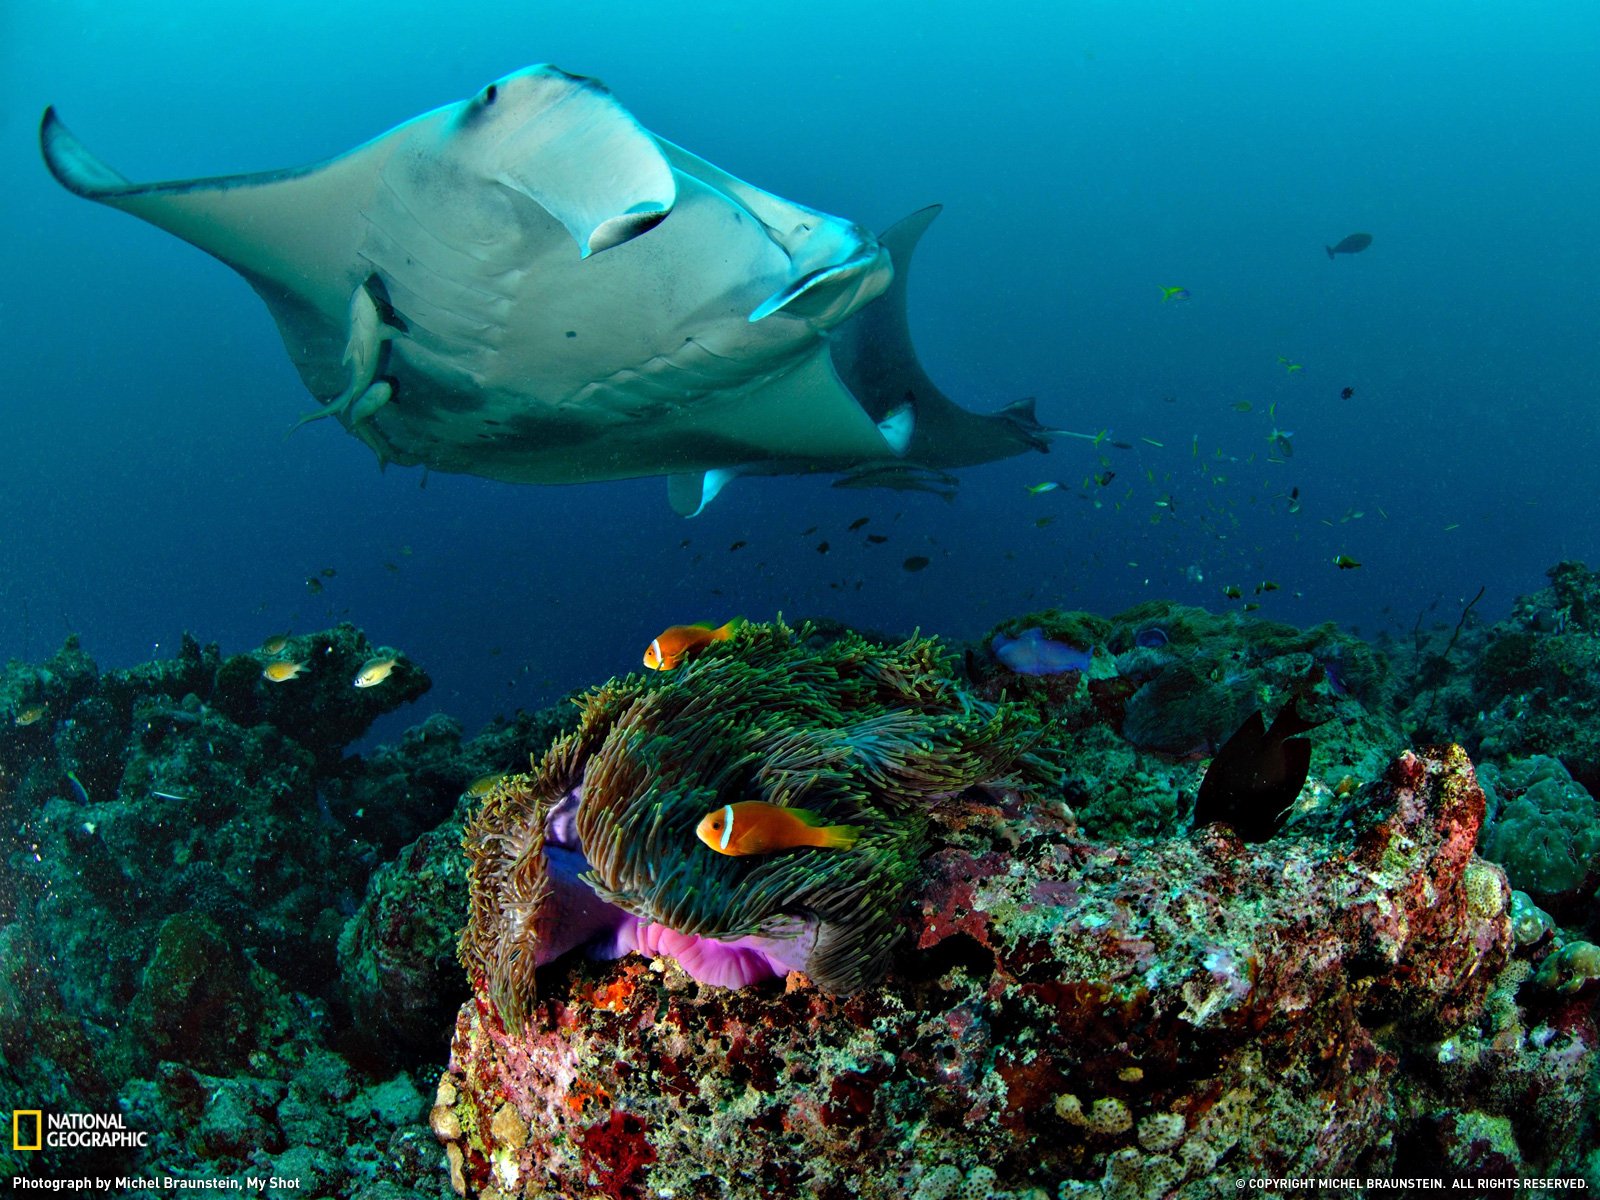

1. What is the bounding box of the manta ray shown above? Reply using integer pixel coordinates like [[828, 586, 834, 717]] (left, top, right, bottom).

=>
[[41, 65, 1055, 511]]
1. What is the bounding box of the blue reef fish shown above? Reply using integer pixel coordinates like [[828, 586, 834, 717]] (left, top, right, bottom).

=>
[[990, 627, 1093, 675]]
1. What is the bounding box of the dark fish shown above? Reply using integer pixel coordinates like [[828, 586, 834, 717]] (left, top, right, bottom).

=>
[[729, 540, 746, 552], [319, 567, 337, 578], [1325, 232, 1372, 259], [866, 534, 889, 545], [903, 555, 931, 572], [801, 526, 818, 537], [817, 542, 830, 554], [1194, 700, 1326, 841], [1340, 386, 1355, 400], [305, 577, 324, 595], [848, 517, 870, 531]]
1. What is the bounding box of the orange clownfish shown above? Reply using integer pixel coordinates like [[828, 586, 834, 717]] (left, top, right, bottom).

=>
[[643, 618, 744, 671], [695, 801, 861, 857]]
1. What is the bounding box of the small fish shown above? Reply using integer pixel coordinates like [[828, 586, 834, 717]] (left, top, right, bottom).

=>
[[1160, 286, 1191, 303], [816, 541, 830, 554], [1025, 481, 1061, 495], [65, 771, 89, 804], [848, 517, 870, 531], [466, 773, 509, 797], [1244, 602, 1261, 612], [643, 618, 744, 671], [800, 526, 818, 537], [866, 534, 889, 545], [1155, 495, 1176, 512], [1340, 386, 1355, 400], [903, 555, 931, 572], [1222, 585, 1243, 600], [260, 634, 292, 655], [305, 577, 324, 595], [695, 801, 860, 856], [262, 659, 309, 682], [319, 567, 338, 578], [14, 704, 46, 727], [1276, 357, 1303, 375], [354, 656, 399, 688], [1230, 401, 1253, 413], [1287, 487, 1302, 514], [1034, 516, 1055, 528], [1443, 523, 1460, 532], [1332, 774, 1361, 798], [1141, 437, 1164, 448], [1325, 232, 1372, 259], [1333, 555, 1361, 570], [1256, 580, 1280, 594], [1093, 471, 1116, 487], [729, 540, 747, 552]]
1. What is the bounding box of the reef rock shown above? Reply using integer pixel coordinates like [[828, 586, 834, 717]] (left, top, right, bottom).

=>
[[434, 744, 1519, 1196]]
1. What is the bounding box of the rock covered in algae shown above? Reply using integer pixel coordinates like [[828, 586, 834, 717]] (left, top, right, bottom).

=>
[[458, 618, 1049, 1032], [437, 714, 1548, 1195]]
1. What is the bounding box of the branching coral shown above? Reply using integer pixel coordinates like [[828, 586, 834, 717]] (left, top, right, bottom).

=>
[[460, 619, 1046, 1029]]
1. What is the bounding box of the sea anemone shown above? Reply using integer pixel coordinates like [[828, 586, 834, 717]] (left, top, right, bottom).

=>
[[461, 619, 1045, 1029]]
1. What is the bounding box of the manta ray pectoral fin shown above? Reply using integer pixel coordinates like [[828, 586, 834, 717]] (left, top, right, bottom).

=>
[[993, 396, 1062, 453], [39, 108, 133, 197], [492, 67, 677, 258], [668, 468, 742, 518]]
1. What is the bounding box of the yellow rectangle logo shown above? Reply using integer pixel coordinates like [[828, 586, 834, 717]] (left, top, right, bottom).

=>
[[13, 1109, 42, 1151]]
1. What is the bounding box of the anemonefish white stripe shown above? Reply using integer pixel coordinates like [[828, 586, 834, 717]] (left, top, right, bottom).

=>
[[649, 638, 662, 664], [718, 803, 735, 851]]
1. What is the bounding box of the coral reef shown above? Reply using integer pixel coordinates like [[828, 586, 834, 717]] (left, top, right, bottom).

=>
[[434, 744, 1557, 1196], [969, 601, 1400, 841], [459, 619, 1047, 1030], [7, 575, 1600, 1197], [1403, 560, 1600, 791], [1479, 756, 1600, 921], [0, 627, 563, 1191]]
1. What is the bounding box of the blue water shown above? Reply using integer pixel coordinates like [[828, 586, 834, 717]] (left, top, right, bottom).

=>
[[3, 1, 1596, 733]]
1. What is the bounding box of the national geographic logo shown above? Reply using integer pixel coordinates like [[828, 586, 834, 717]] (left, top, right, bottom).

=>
[[11, 1109, 148, 1149], [13, 1111, 41, 1152]]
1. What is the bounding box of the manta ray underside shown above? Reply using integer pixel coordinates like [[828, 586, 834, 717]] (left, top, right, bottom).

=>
[[41, 64, 1058, 512]]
